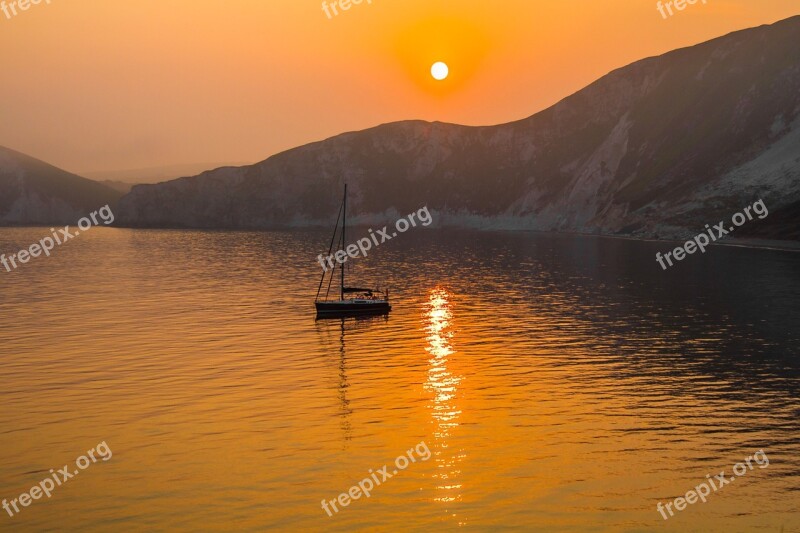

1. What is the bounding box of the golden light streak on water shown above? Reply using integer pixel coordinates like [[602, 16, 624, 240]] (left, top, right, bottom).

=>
[[424, 287, 464, 516]]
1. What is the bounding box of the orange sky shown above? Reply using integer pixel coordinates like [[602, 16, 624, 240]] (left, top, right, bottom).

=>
[[0, 0, 797, 176]]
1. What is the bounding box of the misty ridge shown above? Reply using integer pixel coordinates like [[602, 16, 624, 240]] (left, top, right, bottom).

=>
[[2, 15, 799, 243]]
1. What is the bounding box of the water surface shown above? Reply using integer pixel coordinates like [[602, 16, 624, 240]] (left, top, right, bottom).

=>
[[0, 228, 798, 531]]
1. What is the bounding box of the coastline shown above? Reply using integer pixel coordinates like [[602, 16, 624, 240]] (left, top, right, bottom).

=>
[[1, 224, 799, 253]]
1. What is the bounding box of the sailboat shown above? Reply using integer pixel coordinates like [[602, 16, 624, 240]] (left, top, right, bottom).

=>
[[315, 184, 391, 318]]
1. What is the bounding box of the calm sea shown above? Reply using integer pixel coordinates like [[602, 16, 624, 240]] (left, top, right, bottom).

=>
[[0, 227, 798, 532]]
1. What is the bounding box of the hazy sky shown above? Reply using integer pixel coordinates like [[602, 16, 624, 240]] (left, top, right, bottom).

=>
[[0, 0, 797, 175]]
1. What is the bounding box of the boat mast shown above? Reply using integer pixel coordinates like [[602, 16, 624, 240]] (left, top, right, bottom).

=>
[[341, 183, 346, 301]]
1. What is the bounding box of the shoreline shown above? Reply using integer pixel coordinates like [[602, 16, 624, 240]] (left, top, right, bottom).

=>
[[1, 224, 799, 253]]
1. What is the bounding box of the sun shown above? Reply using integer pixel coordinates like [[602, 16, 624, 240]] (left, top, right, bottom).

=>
[[430, 61, 449, 81]]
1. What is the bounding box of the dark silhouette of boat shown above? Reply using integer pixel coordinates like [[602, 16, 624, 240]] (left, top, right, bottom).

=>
[[315, 184, 391, 318]]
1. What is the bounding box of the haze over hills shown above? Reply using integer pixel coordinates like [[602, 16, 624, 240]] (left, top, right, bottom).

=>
[[0, 146, 123, 226], [113, 15, 800, 241], [83, 162, 253, 191], [2, 17, 799, 241]]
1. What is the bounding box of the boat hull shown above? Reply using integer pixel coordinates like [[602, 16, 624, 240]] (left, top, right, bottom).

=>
[[315, 300, 391, 318]]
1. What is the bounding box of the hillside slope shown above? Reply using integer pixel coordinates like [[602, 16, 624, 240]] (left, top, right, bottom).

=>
[[112, 15, 799, 240], [0, 147, 123, 225]]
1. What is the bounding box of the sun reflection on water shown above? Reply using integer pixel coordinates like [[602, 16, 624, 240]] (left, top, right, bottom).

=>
[[423, 287, 465, 516]]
